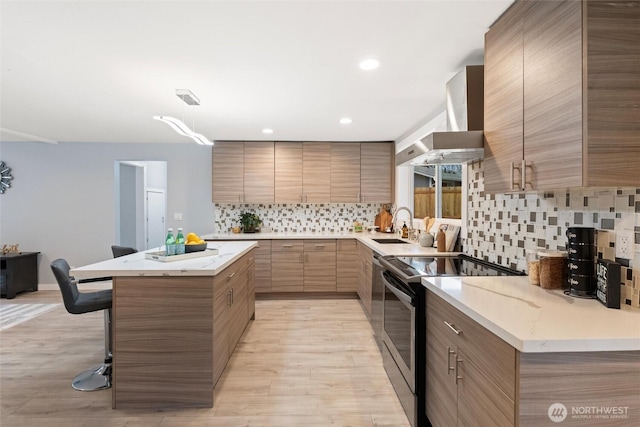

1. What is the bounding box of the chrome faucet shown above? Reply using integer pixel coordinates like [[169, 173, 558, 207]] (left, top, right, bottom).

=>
[[390, 206, 413, 234]]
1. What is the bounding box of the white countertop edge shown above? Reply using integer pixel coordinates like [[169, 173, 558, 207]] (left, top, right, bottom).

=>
[[71, 241, 258, 278], [422, 278, 640, 353]]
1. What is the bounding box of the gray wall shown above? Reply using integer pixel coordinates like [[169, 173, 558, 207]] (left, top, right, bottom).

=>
[[0, 142, 214, 284]]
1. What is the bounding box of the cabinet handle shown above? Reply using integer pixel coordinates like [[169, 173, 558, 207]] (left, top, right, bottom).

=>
[[299, 254, 304, 263], [521, 159, 527, 191], [228, 289, 232, 307], [455, 354, 463, 385], [447, 346, 456, 374], [282, 244, 293, 248], [227, 272, 235, 281], [361, 193, 365, 203], [444, 321, 462, 335], [314, 244, 325, 248], [510, 162, 522, 190], [231, 287, 234, 305]]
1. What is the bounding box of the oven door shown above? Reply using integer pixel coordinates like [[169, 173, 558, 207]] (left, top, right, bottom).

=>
[[382, 270, 416, 392]]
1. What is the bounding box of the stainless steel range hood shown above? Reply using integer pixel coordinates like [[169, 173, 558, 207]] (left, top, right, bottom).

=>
[[396, 65, 484, 166]]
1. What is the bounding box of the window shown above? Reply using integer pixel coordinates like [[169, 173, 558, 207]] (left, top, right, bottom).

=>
[[413, 165, 462, 220]]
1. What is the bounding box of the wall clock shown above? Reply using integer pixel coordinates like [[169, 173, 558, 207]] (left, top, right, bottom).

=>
[[0, 161, 13, 194]]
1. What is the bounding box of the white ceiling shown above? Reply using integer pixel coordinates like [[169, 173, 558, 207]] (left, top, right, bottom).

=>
[[0, 0, 512, 145]]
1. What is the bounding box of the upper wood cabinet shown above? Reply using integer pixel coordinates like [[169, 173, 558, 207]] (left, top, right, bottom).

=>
[[303, 142, 331, 202], [360, 143, 393, 203], [331, 143, 361, 203], [214, 141, 394, 203], [484, 0, 640, 192], [212, 142, 244, 203], [275, 142, 303, 203], [212, 141, 274, 203], [243, 142, 275, 203]]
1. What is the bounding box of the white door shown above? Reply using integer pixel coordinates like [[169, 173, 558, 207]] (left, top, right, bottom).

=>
[[146, 190, 166, 250]]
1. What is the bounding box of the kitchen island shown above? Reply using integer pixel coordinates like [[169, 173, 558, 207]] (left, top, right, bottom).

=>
[[71, 241, 258, 410], [423, 276, 640, 426]]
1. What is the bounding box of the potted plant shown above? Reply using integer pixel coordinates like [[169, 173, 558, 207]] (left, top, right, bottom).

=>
[[239, 212, 262, 233]]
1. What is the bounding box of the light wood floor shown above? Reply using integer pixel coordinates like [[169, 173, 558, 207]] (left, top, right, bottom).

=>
[[0, 290, 409, 427]]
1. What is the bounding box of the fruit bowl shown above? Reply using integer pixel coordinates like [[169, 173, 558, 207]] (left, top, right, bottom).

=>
[[185, 243, 207, 253]]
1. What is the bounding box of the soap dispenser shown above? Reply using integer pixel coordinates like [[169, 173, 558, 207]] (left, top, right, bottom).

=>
[[401, 222, 408, 239]]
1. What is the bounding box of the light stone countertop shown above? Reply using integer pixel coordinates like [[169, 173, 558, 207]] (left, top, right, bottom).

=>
[[70, 241, 257, 278], [423, 275, 640, 353], [201, 231, 458, 256]]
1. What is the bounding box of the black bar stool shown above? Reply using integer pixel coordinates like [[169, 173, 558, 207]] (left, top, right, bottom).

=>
[[51, 258, 112, 391], [111, 245, 137, 258]]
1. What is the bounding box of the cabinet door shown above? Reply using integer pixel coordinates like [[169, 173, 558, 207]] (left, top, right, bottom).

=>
[[254, 240, 272, 293], [271, 240, 304, 292], [425, 291, 458, 427], [360, 143, 392, 203], [337, 239, 358, 292], [330, 143, 361, 203], [585, 0, 640, 187], [356, 241, 373, 316], [213, 275, 230, 384], [523, 0, 583, 190], [483, 2, 525, 193], [212, 142, 244, 203], [303, 240, 336, 292], [457, 352, 515, 427], [246, 258, 255, 322], [228, 273, 248, 353], [275, 142, 303, 203], [303, 142, 331, 202], [244, 142, 275, 203]]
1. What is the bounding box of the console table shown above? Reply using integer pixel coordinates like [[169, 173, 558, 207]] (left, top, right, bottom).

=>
[[0, 252, 40, 299]]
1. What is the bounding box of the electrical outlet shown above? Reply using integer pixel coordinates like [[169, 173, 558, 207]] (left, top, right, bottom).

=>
[[615, 231, 633, 258], [173, 212, 182, 221]]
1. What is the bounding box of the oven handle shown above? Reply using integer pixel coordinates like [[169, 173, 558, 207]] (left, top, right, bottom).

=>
[[382, 272, 414, 306]]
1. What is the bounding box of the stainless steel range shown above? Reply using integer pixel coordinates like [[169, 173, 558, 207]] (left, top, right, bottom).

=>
[[379, 254, 524, 427]]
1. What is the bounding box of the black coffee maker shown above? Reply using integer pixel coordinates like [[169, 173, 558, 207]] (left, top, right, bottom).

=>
[[566, 227, 595, 296]]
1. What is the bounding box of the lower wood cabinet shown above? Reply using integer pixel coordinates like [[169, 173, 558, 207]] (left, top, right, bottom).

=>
[[303, 240, 336, 292], [426, 289, 515, 427], [254, 240, 271, 293], [357, 240, 373, 316], [337, 239, 358, 292], [213, 250, 255, 385], [271, 240, 304, 292]]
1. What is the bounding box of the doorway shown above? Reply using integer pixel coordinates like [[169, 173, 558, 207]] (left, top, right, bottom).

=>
[[114, 161, 167, 251]]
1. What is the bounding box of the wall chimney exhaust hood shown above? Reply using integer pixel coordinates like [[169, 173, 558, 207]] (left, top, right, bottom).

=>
[[396, 65, 484, 166]]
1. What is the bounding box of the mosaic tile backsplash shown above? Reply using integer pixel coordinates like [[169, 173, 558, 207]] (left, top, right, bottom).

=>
[[214, 203, 384, 234], [464, 161, 639, 308]]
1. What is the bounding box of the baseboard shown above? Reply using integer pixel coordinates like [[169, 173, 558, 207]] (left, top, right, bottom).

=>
[[256, 292, 358, 300]]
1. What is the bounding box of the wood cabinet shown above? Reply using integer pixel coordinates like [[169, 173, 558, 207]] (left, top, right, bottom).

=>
[[254, 240, 272, 293], [336, 239, 358, 292], [212, 142, 244, 203], [271, 240, 304, 292], [425, 290, 515, 427], [484, 0, 640, 192], [331, 143, 361, 202], [214, 141, 394, 203], [303, 240, 337, 292], [213, 250, 255, 384], [360, 143, 393, 203], [275, 142, 303, 203], [243, 142, 275, 203], [303, 142, 331, 202], [212, 142, 274, 203], [356, 240, 373, 316]]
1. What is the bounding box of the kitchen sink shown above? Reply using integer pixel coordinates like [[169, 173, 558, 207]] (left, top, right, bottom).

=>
[[371, 238, 409, 244]]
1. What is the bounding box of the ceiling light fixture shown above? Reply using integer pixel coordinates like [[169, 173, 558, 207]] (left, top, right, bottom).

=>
[[153, 116, 212, 145], [339, 117, 352, 124], [175, 89, 200, 106], [359, 59, 380, 71], [262, 128, 274, 134]]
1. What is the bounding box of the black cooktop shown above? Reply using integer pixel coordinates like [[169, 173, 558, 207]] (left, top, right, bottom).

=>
[[380, 254, 525, 283]]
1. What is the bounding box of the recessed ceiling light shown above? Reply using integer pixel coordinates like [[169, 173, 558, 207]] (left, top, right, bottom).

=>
[[359, 59, 380, 71], [340, 117, 352, 124], [262, 128, 274, 134]]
